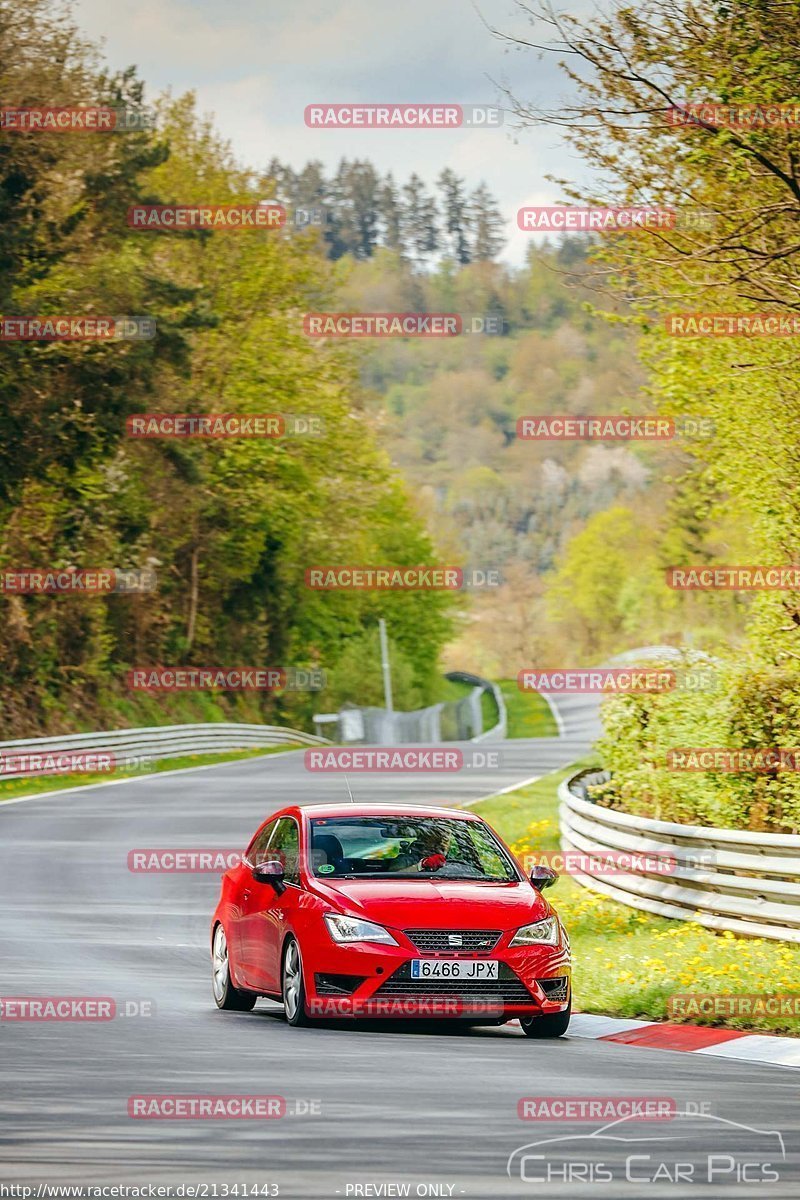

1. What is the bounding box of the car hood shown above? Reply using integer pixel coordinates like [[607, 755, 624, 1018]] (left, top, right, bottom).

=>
[[309, 877, 550, 931]]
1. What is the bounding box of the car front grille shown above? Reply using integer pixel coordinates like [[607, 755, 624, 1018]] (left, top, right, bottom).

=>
[[403, 928, 501, 953], [537, 976, 570, 1002], [375, 962, 533, 1003]]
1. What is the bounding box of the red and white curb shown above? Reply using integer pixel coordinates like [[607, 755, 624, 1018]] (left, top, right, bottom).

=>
[[566, 1013, 800, 1069]]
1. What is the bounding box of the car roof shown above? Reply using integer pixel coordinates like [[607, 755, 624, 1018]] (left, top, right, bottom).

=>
[[279, 802, 482, 821]]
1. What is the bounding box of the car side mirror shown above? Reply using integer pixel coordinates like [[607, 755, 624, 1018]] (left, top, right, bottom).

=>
[[529, 865, 558, 890], [252, 858, 286, 892]]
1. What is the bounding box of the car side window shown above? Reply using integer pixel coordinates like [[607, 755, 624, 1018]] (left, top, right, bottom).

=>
[[246, 820, 277, 867], [269, 817, 300, 885]]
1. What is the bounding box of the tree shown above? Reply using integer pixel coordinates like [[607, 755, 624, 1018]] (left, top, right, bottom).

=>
[[402, 173, 439, 263], [377, 172, 404, 253], [437, 169, 471, 264], [0, 6, 458, 735], [469, 182, 505, 261], [500, 0, 800, 662]]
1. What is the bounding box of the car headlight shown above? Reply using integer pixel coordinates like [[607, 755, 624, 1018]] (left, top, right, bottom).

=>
[[324, 913, 399, 946], [509, 917, 560, 947]]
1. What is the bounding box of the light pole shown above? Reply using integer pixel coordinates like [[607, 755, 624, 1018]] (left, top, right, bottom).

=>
[[378, 617, 394, 714]]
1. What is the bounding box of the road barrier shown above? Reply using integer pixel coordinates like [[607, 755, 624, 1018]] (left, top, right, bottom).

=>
[[313, 671, 506, 744], [559, 769, 800, 943], [0, 722, 328, 780]]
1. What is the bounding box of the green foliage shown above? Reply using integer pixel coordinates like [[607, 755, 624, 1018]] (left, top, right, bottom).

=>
[[596, 658, 800, 833], [497, 0, 800, 827], [323, 628, 426, 712], [0, 0, 456, 736]]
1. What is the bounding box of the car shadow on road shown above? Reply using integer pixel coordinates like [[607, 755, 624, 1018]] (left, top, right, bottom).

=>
[[250, 1005, 521, 1038]]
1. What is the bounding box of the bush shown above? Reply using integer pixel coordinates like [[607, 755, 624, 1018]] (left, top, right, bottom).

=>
[[596, 656, 800, 833]]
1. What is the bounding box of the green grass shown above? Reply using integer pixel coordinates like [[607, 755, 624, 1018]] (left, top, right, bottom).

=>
[[471, 764, 800, 1035], [436, 677, 556, 738], [498, 679, 559, 738], [432, 677, 475, 704], [0, 743, 304, 804]]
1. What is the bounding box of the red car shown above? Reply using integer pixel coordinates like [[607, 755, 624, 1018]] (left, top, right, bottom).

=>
[[211, 803, 571, 1037]]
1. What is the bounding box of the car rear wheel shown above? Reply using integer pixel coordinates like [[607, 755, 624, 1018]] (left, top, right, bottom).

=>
[[520, 997, 571, 1038], [282, 937, 311, 1026], [212, 923, 256, 1011]]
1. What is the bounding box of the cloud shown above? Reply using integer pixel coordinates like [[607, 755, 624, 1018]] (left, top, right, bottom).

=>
[[74, 0, 597, 264]]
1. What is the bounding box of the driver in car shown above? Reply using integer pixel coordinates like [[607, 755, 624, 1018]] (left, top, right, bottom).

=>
[[387, 825, 452, 873]]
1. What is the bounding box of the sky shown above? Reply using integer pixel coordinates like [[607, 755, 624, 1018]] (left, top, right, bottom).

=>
[[73, 0, 595, 265]]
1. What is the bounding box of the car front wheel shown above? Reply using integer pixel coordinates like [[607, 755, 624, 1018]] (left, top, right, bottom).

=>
[[520, 997, 571, 1038], [212, 923, 256, 1011], [282, 937, 311, 1026]]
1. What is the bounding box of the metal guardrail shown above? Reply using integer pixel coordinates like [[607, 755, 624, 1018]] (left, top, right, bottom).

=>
[[0, 722, 328, 780], [313, 671, 506, 744], [559, 769, 800, 944], [444, 671, 507, 742]]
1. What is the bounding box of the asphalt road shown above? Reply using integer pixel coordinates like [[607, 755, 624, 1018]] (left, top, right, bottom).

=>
[[2, 693, 799, 1198]]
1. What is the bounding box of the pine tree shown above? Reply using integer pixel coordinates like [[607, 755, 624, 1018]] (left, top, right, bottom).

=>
[[470, 182, 505, 261], [345, 160, 381, 258], [437, 169, 471, 264], [402, 174, 439, 264], [378, 172, 404, 253]]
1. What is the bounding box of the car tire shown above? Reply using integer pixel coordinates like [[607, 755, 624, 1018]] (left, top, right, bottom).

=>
[[212, 923, 257, 1011], [520, 997, 571, 1039], [282, 936, 311, 1026]]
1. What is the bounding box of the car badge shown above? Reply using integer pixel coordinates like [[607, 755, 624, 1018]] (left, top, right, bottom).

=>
[[448, 934, 463, 947]]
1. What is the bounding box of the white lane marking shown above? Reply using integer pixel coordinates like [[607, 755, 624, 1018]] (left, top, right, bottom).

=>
[[567, 1013, 653, 1039], [460, 773, 542, 808], [542, 693, 566, 738], [695, 1035, 800, 1069]]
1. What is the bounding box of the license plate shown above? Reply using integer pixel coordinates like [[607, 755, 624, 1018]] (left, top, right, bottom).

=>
[[410, 959, 499, 980]]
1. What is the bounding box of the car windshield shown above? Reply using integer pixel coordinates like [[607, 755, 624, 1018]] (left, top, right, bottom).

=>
[[308, 815, 518, 881]]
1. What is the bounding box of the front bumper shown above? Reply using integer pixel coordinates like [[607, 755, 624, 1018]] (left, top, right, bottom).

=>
[[302, 932, 571, 1020]]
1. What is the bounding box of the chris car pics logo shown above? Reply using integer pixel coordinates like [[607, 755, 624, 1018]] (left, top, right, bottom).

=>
[[507, 1111, 785, 1185]]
